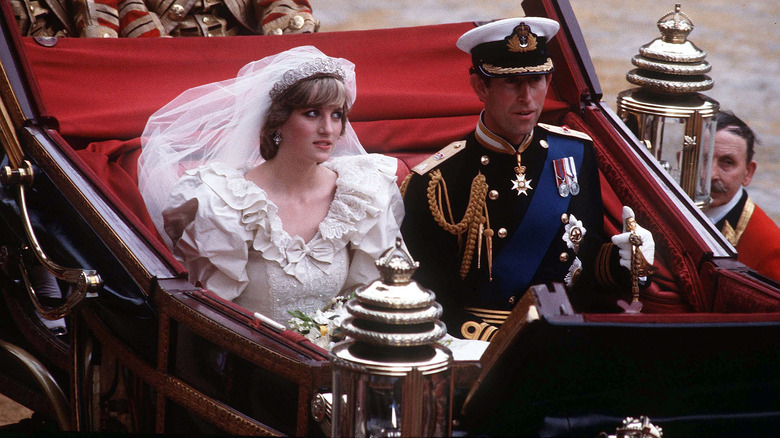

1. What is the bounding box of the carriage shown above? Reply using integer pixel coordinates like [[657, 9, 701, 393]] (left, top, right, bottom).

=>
[[0, 0, 778, 435]]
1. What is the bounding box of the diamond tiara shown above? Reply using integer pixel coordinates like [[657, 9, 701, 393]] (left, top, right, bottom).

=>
[[269, 57, 346, 99]]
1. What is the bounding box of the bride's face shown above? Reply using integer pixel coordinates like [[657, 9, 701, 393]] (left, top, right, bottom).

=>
[[277, 104, 344, 164]]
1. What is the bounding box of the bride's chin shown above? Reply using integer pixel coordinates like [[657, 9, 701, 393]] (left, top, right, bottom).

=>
[[314, 151, 333, 162]]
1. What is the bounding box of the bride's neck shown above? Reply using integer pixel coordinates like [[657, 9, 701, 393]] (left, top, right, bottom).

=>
[[249, 156, 328, 196]]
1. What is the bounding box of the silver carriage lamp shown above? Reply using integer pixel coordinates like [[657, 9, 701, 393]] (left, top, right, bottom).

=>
[[330, 238, 453, 437], [617, 4, 719, 207]]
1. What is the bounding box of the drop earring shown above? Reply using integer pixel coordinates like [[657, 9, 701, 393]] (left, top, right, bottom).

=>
[[273, 131, 282, 146]]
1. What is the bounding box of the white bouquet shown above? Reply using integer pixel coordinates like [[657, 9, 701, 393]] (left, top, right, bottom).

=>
[[287, 294, 352, 350]]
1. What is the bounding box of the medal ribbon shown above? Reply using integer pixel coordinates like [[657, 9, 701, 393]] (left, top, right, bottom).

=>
[[554, 158, 567, 194], [481, 135, 584, 304], [567, 156, 578, 182]]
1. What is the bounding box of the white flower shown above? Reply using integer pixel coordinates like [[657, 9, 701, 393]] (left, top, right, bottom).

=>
[[565, 257, 583, 287], [287, 294, 352, 351], [563, 214, 586, 253]]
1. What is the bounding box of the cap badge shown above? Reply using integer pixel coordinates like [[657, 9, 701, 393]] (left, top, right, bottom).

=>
[[506, 23, 538, 53]]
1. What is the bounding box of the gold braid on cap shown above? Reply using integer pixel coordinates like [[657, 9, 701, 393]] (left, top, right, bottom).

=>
[[482, 58, 554, 75], [426, 169, 490, 279]]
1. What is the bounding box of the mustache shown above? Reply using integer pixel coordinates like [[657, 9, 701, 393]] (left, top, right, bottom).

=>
[[711, 180, 728, 193]]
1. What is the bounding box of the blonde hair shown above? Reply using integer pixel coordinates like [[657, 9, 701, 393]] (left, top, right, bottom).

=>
[[260, 74, 351, 160]]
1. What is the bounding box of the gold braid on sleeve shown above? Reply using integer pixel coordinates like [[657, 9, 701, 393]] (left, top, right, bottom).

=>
[[426, 170, 490, 279]]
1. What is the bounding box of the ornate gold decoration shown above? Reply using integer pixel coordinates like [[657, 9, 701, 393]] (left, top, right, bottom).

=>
[[621, 217, 658, 313], [399, 173, 413, 198], [464, 307, 511, 325], [461, 321, 499, 341], [412, 140, 466, 175], [426, 170, 491, 279], [506, 23, 537, 53], [373, 237, 420, 285], [626, 218, 657, 278], [627, 4, 713, 94], [722, 198, 754, 247], [482, 58, 553, 75]]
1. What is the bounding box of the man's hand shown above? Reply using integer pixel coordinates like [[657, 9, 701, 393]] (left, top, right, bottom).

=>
[[611, 206, 655, 271]]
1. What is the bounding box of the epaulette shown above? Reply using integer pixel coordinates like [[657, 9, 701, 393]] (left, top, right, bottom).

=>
[[411, 140, 467, 175], [538, 123, 592, 142]]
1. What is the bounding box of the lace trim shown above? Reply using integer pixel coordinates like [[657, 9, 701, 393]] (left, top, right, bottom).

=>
[[192, 157, 385, 278], [320, 155, 384, 239]]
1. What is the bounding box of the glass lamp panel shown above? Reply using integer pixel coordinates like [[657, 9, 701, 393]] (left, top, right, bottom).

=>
[[651, 116, 688, 185], [695, 118, 717, 205]]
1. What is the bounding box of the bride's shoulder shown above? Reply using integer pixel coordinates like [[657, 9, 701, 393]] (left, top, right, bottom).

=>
[[326, 154, 400, 215], [327, 154, 397, 183], [171, 162, 269, 210]]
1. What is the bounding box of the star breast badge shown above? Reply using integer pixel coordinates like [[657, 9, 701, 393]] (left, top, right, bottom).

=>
[[511, 173, 533, 196]]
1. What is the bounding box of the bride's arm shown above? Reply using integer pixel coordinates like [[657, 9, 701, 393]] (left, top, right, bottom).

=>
[[343, 157, 406, 290], [164, 175, 252, 302]]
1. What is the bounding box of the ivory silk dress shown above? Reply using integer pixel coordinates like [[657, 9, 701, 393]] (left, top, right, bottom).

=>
[[163, 154, 404, 325]]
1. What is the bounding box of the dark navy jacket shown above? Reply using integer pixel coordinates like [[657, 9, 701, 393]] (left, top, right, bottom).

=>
[[402, 124, 626, 338]]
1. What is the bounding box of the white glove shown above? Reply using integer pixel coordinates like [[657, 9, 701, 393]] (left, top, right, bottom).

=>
[[611, 206, 655, 271]]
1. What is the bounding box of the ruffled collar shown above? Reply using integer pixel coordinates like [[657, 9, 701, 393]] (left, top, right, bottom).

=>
[[195, 157, 382, 278]]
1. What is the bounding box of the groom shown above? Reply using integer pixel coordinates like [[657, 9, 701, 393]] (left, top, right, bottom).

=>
[[401, 17, 655, 340]]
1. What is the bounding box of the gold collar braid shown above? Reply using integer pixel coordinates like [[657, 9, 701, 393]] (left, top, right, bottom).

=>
[[426, 169, 492, 279]]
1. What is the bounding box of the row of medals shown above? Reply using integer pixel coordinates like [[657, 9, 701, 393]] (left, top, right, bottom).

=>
[[510, 139, 580, 198]]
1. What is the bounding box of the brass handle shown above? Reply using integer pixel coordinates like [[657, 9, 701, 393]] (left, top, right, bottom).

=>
[[0, 61, 26, 169], [1, 161, 102, 319]]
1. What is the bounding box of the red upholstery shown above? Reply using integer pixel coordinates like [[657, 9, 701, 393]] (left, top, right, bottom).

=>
[[23, 24, 482, 146], [20, 23, 568, 239], [19, 23, 699, 313]]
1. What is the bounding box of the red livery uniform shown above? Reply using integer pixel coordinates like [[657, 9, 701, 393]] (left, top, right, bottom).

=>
[[717, 191, 780, 281]]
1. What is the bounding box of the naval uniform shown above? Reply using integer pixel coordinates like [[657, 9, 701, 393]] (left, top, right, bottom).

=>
[[401, 120, 627, 340]]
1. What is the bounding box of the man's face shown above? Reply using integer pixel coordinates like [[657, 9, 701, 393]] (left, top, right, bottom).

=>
[[470, 73, 551, 145], [710, 128, 756, 208]]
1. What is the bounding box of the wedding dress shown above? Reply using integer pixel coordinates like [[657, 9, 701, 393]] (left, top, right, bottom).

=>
[[163, 154, 403, 325]]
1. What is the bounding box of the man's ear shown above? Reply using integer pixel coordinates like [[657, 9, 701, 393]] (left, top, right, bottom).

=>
[[743, 160, 757, 186], [469, 74, 488, 102]]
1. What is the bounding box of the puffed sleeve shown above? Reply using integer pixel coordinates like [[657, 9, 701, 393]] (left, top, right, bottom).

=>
[[342, 154, 406, 290], [162, 171, 253, 302]]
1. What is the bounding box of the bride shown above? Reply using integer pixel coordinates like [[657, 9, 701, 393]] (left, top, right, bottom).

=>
[[138, 46, 404, 325]]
